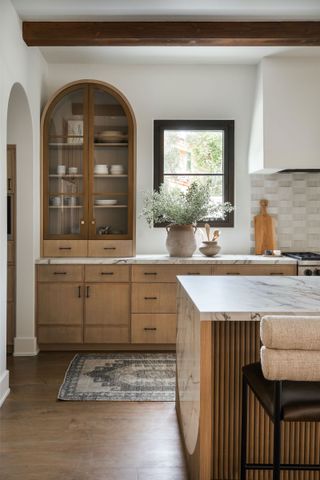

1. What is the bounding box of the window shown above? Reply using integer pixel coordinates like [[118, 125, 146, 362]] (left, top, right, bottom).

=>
[[154, 120, 234, 227]]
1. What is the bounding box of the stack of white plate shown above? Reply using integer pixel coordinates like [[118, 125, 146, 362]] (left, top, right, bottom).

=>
[[94, 164, 108, 175], [94, 199, 118, 206], [110, 164, 124, 175]]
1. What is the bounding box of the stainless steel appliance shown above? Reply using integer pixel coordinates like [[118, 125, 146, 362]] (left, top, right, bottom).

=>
[[283, 252, 320, 276]]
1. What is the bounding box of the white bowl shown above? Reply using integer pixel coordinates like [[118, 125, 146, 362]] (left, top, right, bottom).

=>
[[95, 199, 118, 205]]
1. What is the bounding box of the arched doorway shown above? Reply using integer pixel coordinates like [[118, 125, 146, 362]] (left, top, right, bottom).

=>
[[6, 83, 37, 357]]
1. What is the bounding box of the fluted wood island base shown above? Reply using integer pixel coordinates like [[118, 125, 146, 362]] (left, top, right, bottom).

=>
[[176, 276, 320, 480]]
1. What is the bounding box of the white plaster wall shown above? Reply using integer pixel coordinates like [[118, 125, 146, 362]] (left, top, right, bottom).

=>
[[0, 0, 47, 405], [46, 64, 256, 255]]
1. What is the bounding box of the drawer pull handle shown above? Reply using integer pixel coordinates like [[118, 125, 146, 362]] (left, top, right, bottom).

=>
[[226, 272, 240, 275], [270, 272, 283, 275], [104, 247, 116, 250], [144, 296, 157, 300], [53, 271, 67, 275], [144, 327, 157, 331], [59, 247, 72, 250], [144, 272, 158, 276], [78, 286, 81, 298], [188, 272, 200, 275], [86, 286, 90, 298], [100, 272, 114, 275]]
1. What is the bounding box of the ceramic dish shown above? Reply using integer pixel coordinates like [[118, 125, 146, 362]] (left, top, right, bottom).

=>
[[94, 199, 118, 205]]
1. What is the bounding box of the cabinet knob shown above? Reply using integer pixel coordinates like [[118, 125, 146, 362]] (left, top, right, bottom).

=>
[[80, 220, 85, 225], [91, 220, 95, 225]]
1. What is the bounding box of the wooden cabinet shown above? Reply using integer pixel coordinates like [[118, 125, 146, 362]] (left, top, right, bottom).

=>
[[212, 264, 297, 276], [84, 283, 130, 343], [132, 283, 177, 314], [37, 283, 83, 344], [37, 262, 297, 349], [41, 80, 136, 258], [132, 265, 211, 283], [131, 314, 176, 344], [37, 264, 130, 346], [7, 145, 16, 351]]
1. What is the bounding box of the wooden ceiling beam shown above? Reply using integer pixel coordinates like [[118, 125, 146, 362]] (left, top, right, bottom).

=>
[[23, 21, 320, 47]]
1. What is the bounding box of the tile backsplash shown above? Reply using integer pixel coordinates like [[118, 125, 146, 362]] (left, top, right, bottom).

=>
[[250, 172, 320, 253]]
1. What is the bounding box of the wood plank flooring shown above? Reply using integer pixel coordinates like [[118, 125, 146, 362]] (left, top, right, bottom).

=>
[[0, 352, 188, 480]]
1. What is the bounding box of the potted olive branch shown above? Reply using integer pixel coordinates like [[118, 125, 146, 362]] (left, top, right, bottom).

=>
[[141, 180, 234, 257]]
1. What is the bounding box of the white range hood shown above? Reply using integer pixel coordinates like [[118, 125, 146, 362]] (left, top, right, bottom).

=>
[[249, 57, 320, 174]]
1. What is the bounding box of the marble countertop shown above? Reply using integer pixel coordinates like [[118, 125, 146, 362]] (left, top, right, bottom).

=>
[[35, 254, 297, 265], [177, 276, 320, 321]]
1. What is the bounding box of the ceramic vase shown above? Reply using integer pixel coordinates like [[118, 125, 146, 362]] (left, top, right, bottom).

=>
[[165, 224, 197, 257]]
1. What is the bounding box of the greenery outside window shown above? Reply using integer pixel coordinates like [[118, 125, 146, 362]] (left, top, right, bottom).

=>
[[154, 120, 234, 227]]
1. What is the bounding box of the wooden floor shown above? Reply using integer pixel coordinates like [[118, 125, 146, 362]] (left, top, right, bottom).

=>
[[0, 352, 188, 480]]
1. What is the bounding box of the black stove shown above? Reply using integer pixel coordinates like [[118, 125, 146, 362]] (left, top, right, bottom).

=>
[[283, 252, 320, 261]]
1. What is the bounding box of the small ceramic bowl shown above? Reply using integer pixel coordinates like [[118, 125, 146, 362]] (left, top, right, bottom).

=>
[[199, 241, 221, 257]]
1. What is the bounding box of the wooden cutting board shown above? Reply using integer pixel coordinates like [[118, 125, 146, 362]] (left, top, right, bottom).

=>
[[254, 199, 277, 255]]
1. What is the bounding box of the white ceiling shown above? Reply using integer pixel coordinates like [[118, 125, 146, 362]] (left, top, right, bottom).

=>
[[12, 0, 320, 65], [11, 0, 320, 21]]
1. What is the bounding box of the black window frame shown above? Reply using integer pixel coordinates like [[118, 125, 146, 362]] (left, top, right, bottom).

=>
[[154, 119, 234, 228]]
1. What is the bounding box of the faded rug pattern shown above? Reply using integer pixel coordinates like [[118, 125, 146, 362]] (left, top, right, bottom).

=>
[[58, 353, 176, 401]]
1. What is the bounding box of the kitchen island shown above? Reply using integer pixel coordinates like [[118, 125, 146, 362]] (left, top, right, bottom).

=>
[[176, 276, 320, 480]]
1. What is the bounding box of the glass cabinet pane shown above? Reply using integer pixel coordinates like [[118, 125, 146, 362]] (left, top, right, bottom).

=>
[[90, 88, 129, 239], [44, 87, 87, 238]]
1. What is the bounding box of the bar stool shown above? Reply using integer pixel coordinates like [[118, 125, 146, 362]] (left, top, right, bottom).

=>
[[241, 315, 320, 480]]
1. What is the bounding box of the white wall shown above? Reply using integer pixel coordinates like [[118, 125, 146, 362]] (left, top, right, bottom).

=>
[[46, 64, 256, 255], [0, 0, 47, 406]]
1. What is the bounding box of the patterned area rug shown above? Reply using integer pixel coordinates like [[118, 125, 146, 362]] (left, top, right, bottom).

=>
[[58, 353, 176, 401]]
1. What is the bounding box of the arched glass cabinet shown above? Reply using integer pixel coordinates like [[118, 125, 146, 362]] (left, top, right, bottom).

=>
[[41, 80, 135, 257]]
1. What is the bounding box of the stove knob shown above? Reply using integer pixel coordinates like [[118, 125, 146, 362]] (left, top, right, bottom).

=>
[[304, 269, 313, 276], [315, 269, 320, 276]]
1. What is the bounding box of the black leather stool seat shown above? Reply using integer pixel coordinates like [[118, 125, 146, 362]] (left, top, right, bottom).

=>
[[242, 362, 320, 422]]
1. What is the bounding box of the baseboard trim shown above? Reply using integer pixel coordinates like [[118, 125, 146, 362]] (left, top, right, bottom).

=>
[[0, 370, 10, 408], [13, 337, 39, 356]]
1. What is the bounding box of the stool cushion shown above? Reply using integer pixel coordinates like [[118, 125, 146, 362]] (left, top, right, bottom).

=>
[[261, 346, 320, 381], [243, 362, 320, 421], [261, 316, 320, 350]]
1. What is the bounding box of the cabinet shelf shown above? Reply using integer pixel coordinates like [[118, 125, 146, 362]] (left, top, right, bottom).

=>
[[94, 205, 128, 208], [49, 206, 82, 209], [94, 143, 128, 147], [94, 174, 128, 178], [49, 143, 83, 148], [49, 174, 83, 178]]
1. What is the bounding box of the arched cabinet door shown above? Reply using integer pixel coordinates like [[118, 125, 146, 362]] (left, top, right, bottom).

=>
[[41, 81, 136, 258]]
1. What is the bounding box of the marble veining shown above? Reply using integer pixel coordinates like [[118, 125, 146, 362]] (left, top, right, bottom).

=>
[[177, 276, 320, 321], [35, 254, 297, 265]]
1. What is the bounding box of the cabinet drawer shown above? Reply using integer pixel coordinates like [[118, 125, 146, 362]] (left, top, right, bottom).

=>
[[212, 264, 297, 276], [43, 240, 87, 257], [88, 240, 133, 257], [131, 314, 176, 344], [38, 265, 84, 282], [38, 326, 82, 344], [132, 265, 211, 283], [132, 283, 177, 313], [85, 265, 130, 282], [84, 326, 129, 343]]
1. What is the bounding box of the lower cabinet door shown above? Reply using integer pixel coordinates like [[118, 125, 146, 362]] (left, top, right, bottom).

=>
[[131, 314, 176, 344], [37, 283, 83, 344], [84, 283, 130, 343]]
